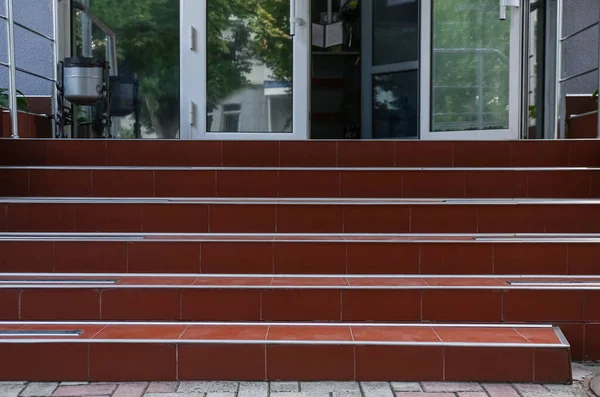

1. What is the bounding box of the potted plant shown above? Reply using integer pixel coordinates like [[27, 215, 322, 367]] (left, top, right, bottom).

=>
[[0, 88, 29, 111], [339, 0, 360, 49]]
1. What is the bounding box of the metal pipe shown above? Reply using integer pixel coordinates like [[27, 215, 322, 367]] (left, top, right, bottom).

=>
[[597, 3, 600, 138], [553, 0, 563, 139], [5, 0, 18, 138], [51, 0, 60, 136]]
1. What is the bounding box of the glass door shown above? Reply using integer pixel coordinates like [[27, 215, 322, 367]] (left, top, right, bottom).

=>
[[180, 0, 309, 139], [420, 0, 522, 140]]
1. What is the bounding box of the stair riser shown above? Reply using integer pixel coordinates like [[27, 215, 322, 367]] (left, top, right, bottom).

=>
[[2, 203, 600, 233], [0, 342, 570, 382], [2, 169, 598, 199], [1, 287, 598, 323], [0, 240, 596, 275], [2, 139, 597, 168]]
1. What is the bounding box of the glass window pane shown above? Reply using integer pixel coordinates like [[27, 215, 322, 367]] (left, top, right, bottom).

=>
[[431, 0, 510, 132], [373, 70, 418, 138], [373, 0, 419, 66], [206, 0, 293, 133]]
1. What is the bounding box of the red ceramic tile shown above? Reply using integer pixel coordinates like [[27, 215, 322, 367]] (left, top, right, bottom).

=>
[[262, 289, 341, 321], [395, 141, 454, 167], [20, 288, 100, 320], [74, 204, 142, 232], [201, 242, 273, 274], [91, 170, 154, 197], [222, 141, 279, 167], [341, 171, 402, 198], [510, 141, 570, 167], [274, 242, 346, 274], [277, 205, 343, 233], [585, 324, 600, 360], [355, 345, 444, 381], [268, 325, 352, 341], [267, 345, 354, 380], [402, 171, 465, 198], [347, 277, 427, 287], [179, 344, 266, 380], [568, 244, 600, 274], [128, 242, 201, 273], [30, 169, 92, 197], [338, 141, 395, 167], [216, 170, 278, 197], [494, 243, 568, 275], [193, 276, 272, 286], [210, 204, 275, 233], [0, 140, 48, 166], [569, 140, 600, 167], [526, 171, 592, 198], [155, 170, 216, 197], [591, 173, 600, 198], [46, 140, 107, 166], [279, 170, 340, 198], [453, 141, 511, 167], [0, 289, 19, 320], [347, 243, 420, 274], [342, 290, 421, 321], [534, 348, 572, 383], [478, 205, 547, 233], [465, 171, 527, 198], [280, 141, 337, 167], [0, 241, 54, 272], [181, 325, 268, 340], [584, 291, 600, 321], [106, 141, 222, 166], [0, 343, 88, 381], [423, 290, 502, 322], [558, 323, 584, 360], [89, 343, 176, 381], [444, 347, 534, 382], [503, 290, 584, 322], [101, 289, 181, 320], [515, 328, 561, 344], [7, 203, 74, 232], [434, 327, 527, 343], [93, 325, 185, 339], [181, 289, 261, 321], [344, 205, 410, 233], [352, 326, 440, 342], [0, 169, 29, 196], [55, 241, 127, 273], [545, 204, 600, 233], [420, 243, 494, 275], [142, 204, 209, 233], [410, 205, 478, 233]]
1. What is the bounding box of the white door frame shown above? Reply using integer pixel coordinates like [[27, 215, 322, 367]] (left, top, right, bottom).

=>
[[419, 0, 522, 140], [180, 0, 310, 140]]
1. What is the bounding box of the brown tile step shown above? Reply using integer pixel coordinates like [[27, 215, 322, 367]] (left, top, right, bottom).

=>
[[0, 321, 571, 382], [2, 199, 600, 233], [1, 166, 599, 198], [1, 275, 599, 325], [1, 139, 598, 167], [1, 236, 599, 275]]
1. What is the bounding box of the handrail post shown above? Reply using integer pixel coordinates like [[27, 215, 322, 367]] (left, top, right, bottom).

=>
[[597, 3, 600, 138], [5, 0, 18, 138]]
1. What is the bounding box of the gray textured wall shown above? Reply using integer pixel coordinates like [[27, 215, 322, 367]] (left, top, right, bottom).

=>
[[562, 0, 599, 94], [0, 0, 53, 96]]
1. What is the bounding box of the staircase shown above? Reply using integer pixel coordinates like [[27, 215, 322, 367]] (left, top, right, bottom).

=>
[[0, 139, 599, 383]]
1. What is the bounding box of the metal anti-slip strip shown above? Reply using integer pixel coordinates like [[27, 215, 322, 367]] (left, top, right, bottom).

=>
[[508, 281, 600, 286], [0, 330, 82, 336], [0, 279, 117, 285]]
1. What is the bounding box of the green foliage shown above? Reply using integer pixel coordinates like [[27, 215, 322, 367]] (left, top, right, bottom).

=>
[[0, 88, 29, 111], [593, 89, 598, 103]]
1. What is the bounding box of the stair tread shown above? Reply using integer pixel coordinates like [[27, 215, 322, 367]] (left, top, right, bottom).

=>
[[0, 322, 567, 346]]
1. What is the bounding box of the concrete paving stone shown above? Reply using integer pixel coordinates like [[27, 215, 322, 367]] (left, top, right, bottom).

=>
[[483, 384, 520, 397], [520, 391, 585, 397], [113, 383, 148, 397], [271, 382, 299, 392], [177, 382, 239, 393], [145, 394, 204, 397], [513, 384, 548, 394], [360, 382, 394, 397], [457, 393, 488, 397], [591, 377, 600, 397], [58, 382, 89, 386], [302, 382, 360, 393], [52, 384, 118, 396], [146, 382, 179, 393], [395, 393, 454, 397], [239, 382, 268, 397], [20, 382, 58, 396], [270, 392, 329, 397], [546, 384, 584, 393], [206, 392, 236, 397], [390, 383, 422, 392], [572, 362, 600, 382], [421, 382, 483, 393], [0, 382, 27, 385], [332, 391, 362, 397], [0, 383, 26, 397]]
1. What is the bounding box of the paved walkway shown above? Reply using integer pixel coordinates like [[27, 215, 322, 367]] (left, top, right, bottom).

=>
[[2, 364, 598, 397]]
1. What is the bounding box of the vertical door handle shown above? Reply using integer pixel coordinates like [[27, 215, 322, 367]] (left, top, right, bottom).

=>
[[290, 0, 296, 36], [500, 0, 520, 20]]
